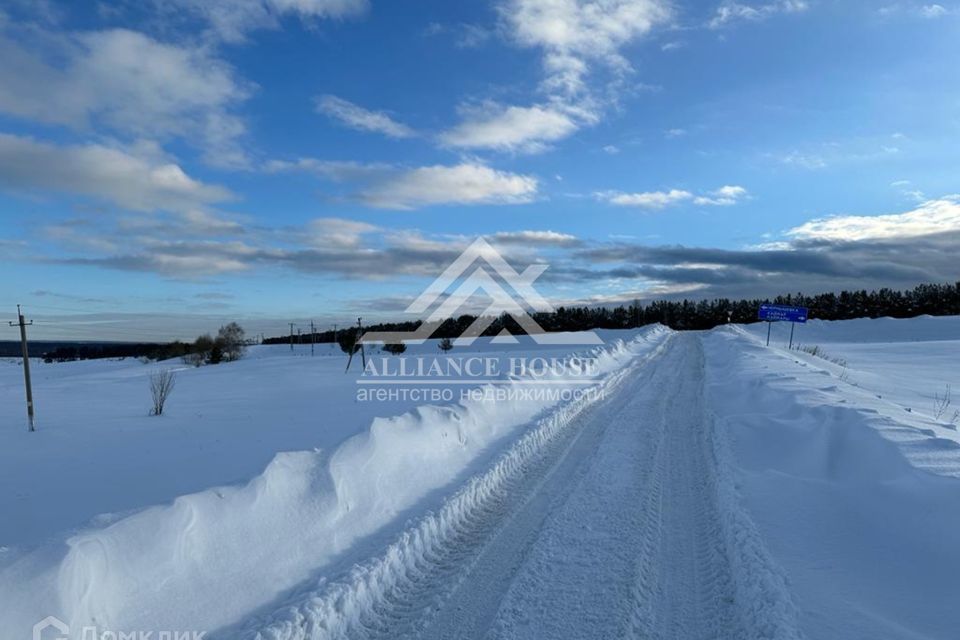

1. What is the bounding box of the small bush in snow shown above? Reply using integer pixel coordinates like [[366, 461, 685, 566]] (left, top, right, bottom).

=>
[[338, 329, 361, 355], [149, 370, 176, 416], [795, 344, 848, 368], [383, 342, 407, 355], [182, 352, 204, 367], [184, 334, 215, 367], [934, 384, 952, 421]]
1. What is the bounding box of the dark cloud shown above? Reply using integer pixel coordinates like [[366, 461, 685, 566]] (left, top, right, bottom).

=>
[[38, 194, 960, 306], [564, 231, 959, 297]]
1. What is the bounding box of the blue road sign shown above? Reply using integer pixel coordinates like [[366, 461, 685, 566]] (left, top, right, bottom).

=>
[[758, 304, 809, 323]]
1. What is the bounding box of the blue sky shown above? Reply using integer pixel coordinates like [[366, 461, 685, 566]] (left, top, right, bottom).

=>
[[0, 0, 959, 340]]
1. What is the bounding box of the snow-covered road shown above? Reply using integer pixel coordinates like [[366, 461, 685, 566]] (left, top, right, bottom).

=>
[[239, 334, 800, 640], [5, 319, 960, 640]]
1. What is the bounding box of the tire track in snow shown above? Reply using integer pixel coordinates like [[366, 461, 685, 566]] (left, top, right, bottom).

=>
[[645, 337, 739, 639], [230, 334, 673, 640], [235, 334, 802, 640], [479, 333, 746, 639]]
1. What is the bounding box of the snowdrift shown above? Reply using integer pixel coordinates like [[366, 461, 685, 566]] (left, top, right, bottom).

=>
[[0, 326, 670, 638], [744, 314, 960, 344], [704, 326, 960, 638]]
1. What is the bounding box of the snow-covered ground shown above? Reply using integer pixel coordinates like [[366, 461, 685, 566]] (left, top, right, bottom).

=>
[[2, 317, 959, 640], [0, 331, 636, 551], [708, 316, 960, 639]]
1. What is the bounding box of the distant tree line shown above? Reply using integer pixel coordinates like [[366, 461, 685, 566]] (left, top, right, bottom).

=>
[[265, 281, 960, 344], [40, 342, 167, 363], [31, 282, 958, 362], [39, 322, 248, 364]]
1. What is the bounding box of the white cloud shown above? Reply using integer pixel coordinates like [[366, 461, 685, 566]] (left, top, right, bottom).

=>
[[263, 157, 393, 181], [490, 230, 580, 245], [163, 210, 246, 235], [423, 22, 493, 48], [599, 185, 749, 209], [358, 163, 539, 210], [709, 1, 809, 29], [0, 27, 252, 167], [665, 128, 687, 138], [439, 103, 580, 153], [599, 189, 694, 208], [878, 3, 955, 18], [694, 185, 749, 206], [314, 95, 415, 138], [787, 196, 960, 241], [499, 0, 672, 96], [780, 150, 828, 169], [0, 133, 233, 212], [160, 0, 370, 42], [440, 1, 672, 157], [304, 217, 380, 248], [778, 142, 901, 170], [921, 4, 949, 18], [265, 157, 539, 210], [603, 144, 621, 154]]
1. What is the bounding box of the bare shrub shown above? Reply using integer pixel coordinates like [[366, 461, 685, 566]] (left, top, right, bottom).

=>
[[182, 352, 205, 367], [150, 370, 177, 416], [934, 384, 952, 421], [837, 365, 851, 383], [795, 344, 847, 368]]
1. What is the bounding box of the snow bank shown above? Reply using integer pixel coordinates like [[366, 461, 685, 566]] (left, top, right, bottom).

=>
[[744, 314, 960, 344], [704, 326, 960, 638], [237, 339, 667, 639], [724, 318, 960, 472], [0, 326, 670, 638], [0, 329, 654, 550], [707, 411, 804, 640]]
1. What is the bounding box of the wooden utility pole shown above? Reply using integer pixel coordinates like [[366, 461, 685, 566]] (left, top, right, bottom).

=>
[[310, 321, 315, 356], [9, 305, 35, 431], [357, 317, 367, 369], [344, 319, 368, 373], [289, 322, 296, 352]]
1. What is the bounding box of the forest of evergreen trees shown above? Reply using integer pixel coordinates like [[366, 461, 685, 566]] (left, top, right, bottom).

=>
[[265, 281, 960, 345]]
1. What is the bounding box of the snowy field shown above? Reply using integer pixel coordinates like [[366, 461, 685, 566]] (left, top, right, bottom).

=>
[[1, 317, 958, 639]]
